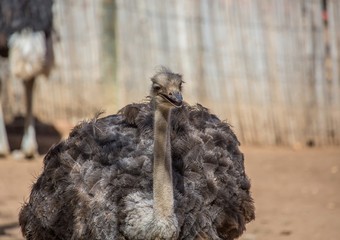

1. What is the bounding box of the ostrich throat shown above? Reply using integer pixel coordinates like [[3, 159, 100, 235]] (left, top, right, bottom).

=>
[[153, 105, 174, 218]]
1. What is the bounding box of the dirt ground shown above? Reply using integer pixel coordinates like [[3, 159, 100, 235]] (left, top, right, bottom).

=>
[[0, 146, 339, 240]]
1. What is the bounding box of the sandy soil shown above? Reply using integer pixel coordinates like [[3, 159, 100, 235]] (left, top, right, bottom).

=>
[[0, 146, 339, 240]]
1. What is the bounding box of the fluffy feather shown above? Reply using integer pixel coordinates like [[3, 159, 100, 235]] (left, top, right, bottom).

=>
[[19, 100, 254, 240]]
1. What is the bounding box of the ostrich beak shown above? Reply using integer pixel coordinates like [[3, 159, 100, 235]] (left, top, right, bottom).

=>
[[160, 91, 183, 107], [171, 91, 183, 106]]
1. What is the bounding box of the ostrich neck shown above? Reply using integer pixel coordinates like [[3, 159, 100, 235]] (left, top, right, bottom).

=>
[[153, 106, 174, 218]]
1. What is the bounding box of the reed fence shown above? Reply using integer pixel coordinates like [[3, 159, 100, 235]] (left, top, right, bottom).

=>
[[2, 0, 339, 146]]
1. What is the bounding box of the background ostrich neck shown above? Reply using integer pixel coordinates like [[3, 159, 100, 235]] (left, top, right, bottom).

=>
[[153, 105, 174, 218]]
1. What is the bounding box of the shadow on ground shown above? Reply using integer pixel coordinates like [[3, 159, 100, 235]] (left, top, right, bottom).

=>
[[6, 116, 62, 155], [0, 222, 19, 236]]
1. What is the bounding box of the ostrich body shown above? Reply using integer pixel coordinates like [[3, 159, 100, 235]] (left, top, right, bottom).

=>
[[0, 0, 54, 157], [19, 69, 255, 239]]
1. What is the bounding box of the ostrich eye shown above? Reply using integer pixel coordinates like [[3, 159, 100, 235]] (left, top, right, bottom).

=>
[[153, 84, 161, 91]]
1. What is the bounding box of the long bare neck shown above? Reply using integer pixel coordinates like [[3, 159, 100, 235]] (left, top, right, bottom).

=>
[[153, 105, 174, 218]]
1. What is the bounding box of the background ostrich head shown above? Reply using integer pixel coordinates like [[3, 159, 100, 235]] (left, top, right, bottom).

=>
[[150, 68, 183, 108]]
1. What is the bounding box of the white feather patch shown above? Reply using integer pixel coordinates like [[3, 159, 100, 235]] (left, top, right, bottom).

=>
[[9, 28, 46, 80], [123, 192, 179, 240]]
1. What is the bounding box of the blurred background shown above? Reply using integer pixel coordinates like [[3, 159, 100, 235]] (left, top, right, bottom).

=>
[[2, 0, 340, 147], [0, 0, 339, 240]]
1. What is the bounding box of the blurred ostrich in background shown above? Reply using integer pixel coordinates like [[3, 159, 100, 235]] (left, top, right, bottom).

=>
[[0, 0, 54, 158], [20, 68, 255, 239]]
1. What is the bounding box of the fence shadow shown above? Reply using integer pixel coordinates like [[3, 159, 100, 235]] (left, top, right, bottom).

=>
[[0, 222, 19, 236]]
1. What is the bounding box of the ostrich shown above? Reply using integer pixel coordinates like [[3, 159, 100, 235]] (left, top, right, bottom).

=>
[[19, 68, 255, 239], [0, 0, 54, 158]]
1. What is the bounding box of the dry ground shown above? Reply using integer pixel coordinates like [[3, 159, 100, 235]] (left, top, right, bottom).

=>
[[0, 146, 339, 240]]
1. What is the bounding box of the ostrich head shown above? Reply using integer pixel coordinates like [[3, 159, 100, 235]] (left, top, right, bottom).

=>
[[150, 68, 183, 108]]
